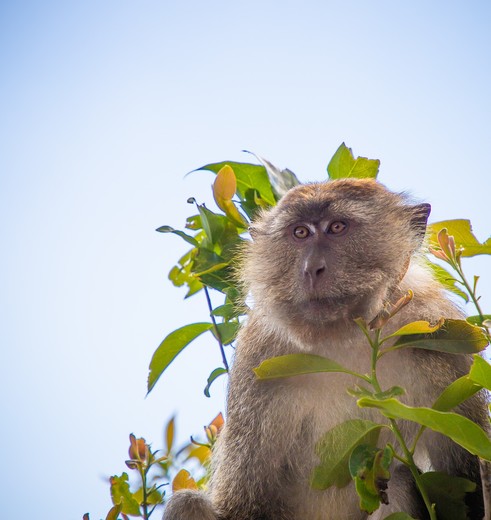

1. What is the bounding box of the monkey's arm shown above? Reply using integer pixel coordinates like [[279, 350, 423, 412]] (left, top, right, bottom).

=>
[[209, 320, 306, 520], [163, 317, 304, 520]]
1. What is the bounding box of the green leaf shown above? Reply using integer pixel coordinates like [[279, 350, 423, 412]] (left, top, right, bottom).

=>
[[420, 471, 476, 520], [357, 398, 491, 460], [432, 375, 482, 412], [225, 285, 243, 308], [467, 314, 491, 326], [425, 260, 469, 302], [197, 161, 277, 206], [347, 385, 405, 400], [211, 303, 239, 319], [214, 321, 239, 345], [200, 271, 234, 293], [193, 248, 227, 274], [354, 476, 381, 513], [349, 444, 379, 479], [185, 214, 202, 230], [469, 354, 491, 390], [327, 143, 380, 180], [133, 486, 164, 506], [311, 419, 383, 489], [192, 245, 235, 294], [428, 219, 491, 257], [254, 353, 365, 381], [391, 319, 488, 354], [156, 225, 199, 247], [109, 473, 141, 516], [375, 386, 405, 400], [197, 205, 241, 255], [168, 249, 203, 297], [244, 151, 300, 199], [204, 367, 228, 397], [349, 445, 392, 513], [147, 323, 213, 393]]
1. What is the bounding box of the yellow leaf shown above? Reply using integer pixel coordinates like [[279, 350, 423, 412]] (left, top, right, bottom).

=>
[[388, 319, 445, 338], [165, 416, 175, 454], [213, 165, 237, 201], [172, 469, 198, 492], [212, 166, 248, 227], [221, 199, 248, 227], [186, 445, 212, 464]]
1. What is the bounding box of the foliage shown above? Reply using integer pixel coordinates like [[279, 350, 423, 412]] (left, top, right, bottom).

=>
[[90, 143, 490, 519], [85, 414, 223, 520]]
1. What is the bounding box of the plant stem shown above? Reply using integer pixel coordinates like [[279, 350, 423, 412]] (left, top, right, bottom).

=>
[[204, 286, 230, 371], [389, 419, 437, 520], [141, 466, 149, 519], [455, 261, 486, 321], [370, 329, 383, 393], [370, 329, 436, 519]]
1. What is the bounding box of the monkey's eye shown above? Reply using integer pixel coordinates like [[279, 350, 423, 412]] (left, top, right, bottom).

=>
[[327, 221, 347, 234], [293, 225, 311, 239]]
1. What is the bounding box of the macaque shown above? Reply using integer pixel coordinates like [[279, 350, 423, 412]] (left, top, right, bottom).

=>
[[164, 178, 488, 519]]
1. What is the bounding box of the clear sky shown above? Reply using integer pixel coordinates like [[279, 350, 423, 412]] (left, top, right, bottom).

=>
[[1, 1, 490, 519]]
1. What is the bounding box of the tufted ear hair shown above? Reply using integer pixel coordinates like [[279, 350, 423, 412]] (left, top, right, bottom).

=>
[[409, 203, 431, 242]]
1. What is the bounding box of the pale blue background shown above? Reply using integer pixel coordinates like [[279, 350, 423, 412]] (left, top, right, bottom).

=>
[[1, 2, 490, 519]]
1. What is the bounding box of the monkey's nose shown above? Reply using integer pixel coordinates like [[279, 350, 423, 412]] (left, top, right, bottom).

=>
[[304, 260, 327, 289]]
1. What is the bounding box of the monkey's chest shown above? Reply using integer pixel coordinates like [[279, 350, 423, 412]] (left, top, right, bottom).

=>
[[294, 371, 371, 433]]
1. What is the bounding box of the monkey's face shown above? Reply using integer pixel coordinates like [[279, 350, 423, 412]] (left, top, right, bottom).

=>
[[243, 179, 430, 325]]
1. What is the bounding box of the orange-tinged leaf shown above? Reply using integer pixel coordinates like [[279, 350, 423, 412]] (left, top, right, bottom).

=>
[[172, 469, 199, 492], [212, 166, 248, 227], [209, 412, 224, 432], [105, 503, 123, 520], [128, 434, 148, 461], [166, 416, 175, 455], [213, 165, 237, 201], [198, 160, 276, 206]]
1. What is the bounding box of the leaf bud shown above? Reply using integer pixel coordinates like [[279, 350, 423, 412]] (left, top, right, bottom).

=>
[[128, 434, 149, 462]]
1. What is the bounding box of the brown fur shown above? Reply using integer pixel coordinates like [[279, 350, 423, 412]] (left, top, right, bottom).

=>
[[164, 179, 488, 520]]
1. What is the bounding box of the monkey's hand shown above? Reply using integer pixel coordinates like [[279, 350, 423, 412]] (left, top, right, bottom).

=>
[[163, 489, 218, 520]]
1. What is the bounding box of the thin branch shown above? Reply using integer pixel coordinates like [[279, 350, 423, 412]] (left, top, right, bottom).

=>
[[204, 286, 230, 371]]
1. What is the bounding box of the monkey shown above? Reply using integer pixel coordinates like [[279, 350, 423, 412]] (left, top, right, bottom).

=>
[[164, 178, 489, 519]]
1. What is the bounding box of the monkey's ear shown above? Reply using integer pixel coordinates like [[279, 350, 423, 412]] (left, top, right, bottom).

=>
[[409, 203, 431, 240]]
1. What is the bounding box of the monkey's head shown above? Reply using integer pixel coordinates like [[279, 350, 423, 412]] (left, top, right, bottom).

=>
[[242, 178, 431, 326]]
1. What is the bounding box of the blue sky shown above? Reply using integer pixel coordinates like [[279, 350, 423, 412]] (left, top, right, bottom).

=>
[[1, 2, 490, 519]]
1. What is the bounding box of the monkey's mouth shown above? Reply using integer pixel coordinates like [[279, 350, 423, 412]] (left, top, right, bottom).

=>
[[294, 294, 357, 321], [303, 295, 349, 313]]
